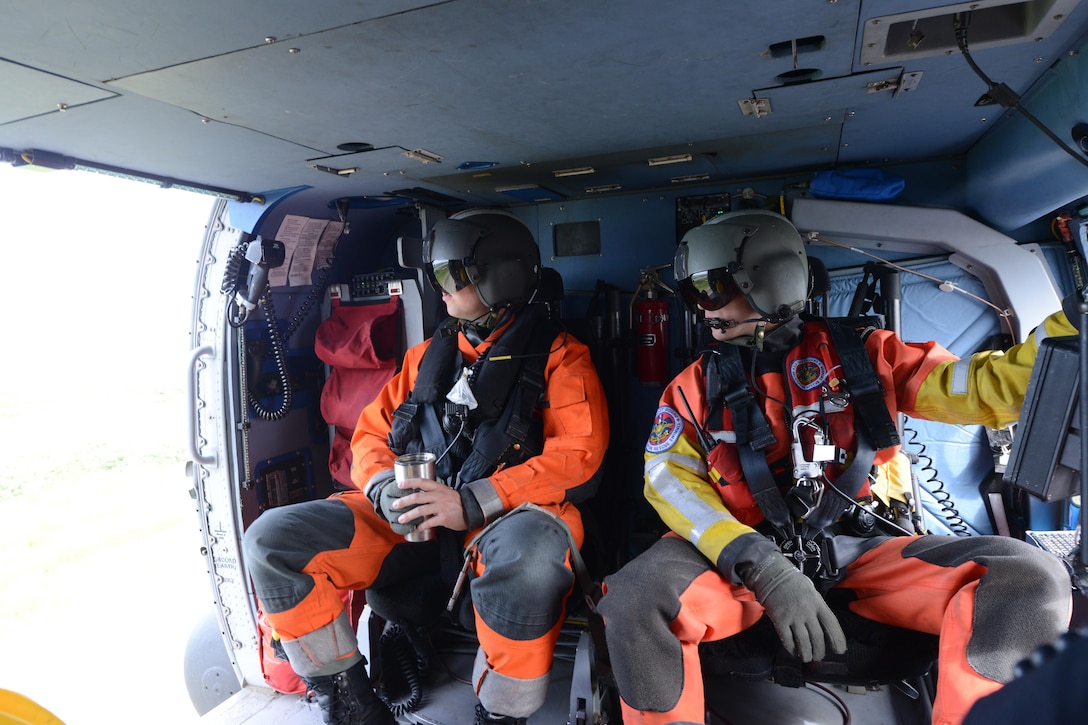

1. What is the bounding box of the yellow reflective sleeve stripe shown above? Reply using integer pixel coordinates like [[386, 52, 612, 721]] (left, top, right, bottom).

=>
[[646, 457, 724, 535], [644, 433, 753, 565], [648, 450, 708, 477], [1030, 307, 1076, 345], [1035, 322, 1047, 346], [950, 358, 970, 395]]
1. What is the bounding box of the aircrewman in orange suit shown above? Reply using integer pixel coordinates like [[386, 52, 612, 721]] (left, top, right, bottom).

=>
[[598, 210, 1073, 725], [244, 209, 608, 725]]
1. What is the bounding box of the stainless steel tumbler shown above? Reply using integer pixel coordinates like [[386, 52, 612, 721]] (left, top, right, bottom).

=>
[[393, 452, 437, 541]]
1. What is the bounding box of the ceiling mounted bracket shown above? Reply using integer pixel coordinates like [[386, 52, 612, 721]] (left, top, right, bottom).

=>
[[866, 70, 924, 95], [738, 97, 773, 118]]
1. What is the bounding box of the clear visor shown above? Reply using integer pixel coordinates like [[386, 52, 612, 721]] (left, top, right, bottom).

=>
[[679, 268, 742, 311]]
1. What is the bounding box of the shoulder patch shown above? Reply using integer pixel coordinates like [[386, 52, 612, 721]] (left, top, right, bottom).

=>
[[790, 356, 827, 391], [647, 405, 684, 453]]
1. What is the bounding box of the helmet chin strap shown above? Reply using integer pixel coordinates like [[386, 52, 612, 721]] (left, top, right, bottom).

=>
[[459, 305, 515, 345]]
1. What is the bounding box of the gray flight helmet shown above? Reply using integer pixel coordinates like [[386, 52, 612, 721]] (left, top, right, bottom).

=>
[[425, 209, 541, 309], [674, 210, 809, 321]]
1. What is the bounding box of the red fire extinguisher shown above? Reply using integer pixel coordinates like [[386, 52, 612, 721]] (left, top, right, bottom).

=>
[[633, 265, 675, 387]]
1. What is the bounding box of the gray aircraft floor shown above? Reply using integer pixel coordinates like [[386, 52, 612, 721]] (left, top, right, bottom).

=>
[[201, 621, 598, 724]]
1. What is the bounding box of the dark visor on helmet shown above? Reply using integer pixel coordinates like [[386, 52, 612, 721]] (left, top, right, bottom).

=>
[[679, 268, 742, 311], [429, 258, 473, 295]]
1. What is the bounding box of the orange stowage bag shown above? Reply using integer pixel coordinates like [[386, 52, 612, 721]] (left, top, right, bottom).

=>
[[257, 589, 357, 694], [314, 299, 401, 487]]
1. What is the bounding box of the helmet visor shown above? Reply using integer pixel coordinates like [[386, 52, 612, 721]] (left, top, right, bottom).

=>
[[429, 258, 473, 295], [680, 268, 742, 311]]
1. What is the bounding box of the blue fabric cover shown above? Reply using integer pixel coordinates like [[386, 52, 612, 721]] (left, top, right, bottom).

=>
[[809, 169, 905, 201]]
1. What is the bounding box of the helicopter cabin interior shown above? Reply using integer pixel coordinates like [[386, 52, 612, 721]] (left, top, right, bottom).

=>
[[3, 1, 1088, 722]]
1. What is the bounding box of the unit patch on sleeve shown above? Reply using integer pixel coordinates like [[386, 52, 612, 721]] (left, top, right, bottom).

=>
[[647, 405, 684, 453]]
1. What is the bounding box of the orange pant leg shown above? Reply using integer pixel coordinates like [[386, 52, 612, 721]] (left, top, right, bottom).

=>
[[251, 491, 405, 640], [835, 535, 1070, 725]]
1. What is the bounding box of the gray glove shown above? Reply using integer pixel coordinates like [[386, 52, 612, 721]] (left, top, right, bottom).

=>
[[379, 481, 425, 536], [366, 474, 395, 519], [742, 550, 847, 663]]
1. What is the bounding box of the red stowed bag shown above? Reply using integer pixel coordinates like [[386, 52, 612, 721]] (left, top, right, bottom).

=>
[[314, 299, 400, 487]]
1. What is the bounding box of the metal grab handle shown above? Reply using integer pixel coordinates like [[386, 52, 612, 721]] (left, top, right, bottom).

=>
[[187, 344, 217, 466]]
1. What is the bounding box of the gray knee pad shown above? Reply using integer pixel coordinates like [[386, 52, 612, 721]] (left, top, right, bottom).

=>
[[598, 537, 713, 712], [904, 535, 1071, 681]]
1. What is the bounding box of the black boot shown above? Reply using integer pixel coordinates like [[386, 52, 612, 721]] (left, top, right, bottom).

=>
[[304, 658, 395, 725], [473, 703, 527, 724]]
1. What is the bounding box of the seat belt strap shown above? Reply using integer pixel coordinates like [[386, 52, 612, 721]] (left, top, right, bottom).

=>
[[710, 347, 794, 536], [823, 318, 900, 450]]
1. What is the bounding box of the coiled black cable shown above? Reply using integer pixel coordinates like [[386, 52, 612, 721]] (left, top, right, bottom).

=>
[[903, 425, 970, 536], [222, 243, 248, 296], [223, 243, 252, 329], [284, 256, 336, 341], [375, 622, 425, 716], [223, 238, 333, 419], [245, 284, 294, 422]]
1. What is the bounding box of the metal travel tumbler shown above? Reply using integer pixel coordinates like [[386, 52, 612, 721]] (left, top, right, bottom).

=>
[[393, 452, 437, 542]]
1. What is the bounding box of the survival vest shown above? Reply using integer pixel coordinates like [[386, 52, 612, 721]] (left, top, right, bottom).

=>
[[388, 304, 556, 487], [702, 316, 900, 540]]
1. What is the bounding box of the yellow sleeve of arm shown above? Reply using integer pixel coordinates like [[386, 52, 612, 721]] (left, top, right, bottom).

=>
[[912, 309, 1077, 427], [643, 432, 755, 566]]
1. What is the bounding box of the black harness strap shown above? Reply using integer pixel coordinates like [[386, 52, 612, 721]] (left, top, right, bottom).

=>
[[708, 347, 794, 537], [388, 306, 555, 486], [801, 433, 876, 536], [458, 319, 553, 483], [386, 307, 555, 598], [798, 318, 896, 535], [706, 319, 896, 543], [411, 322, 461, 403], [822, 317, 900, 450]]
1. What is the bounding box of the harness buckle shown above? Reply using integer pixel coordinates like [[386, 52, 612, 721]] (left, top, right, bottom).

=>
[[779, 535, 823, 578]]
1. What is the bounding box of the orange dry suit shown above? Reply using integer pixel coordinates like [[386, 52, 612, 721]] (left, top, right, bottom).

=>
[[243, 304, 608, 718], [598, 311, 1075, 725]]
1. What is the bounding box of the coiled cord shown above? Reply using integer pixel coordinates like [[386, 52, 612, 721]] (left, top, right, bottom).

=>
[[904, 426, 970, 536], [222, 243, 248, 296], [285, 255, 335, 340], [223, 236, 338, 420], [243, 284, 294, 422], [223, 243, 252, 328], [375, 622, 426, 716]]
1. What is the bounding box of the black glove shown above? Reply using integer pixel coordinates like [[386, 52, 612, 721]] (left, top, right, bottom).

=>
[[1061, 292, 1085, 331], [742, 550, 847, 663], [379, 481, 425, 536]]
